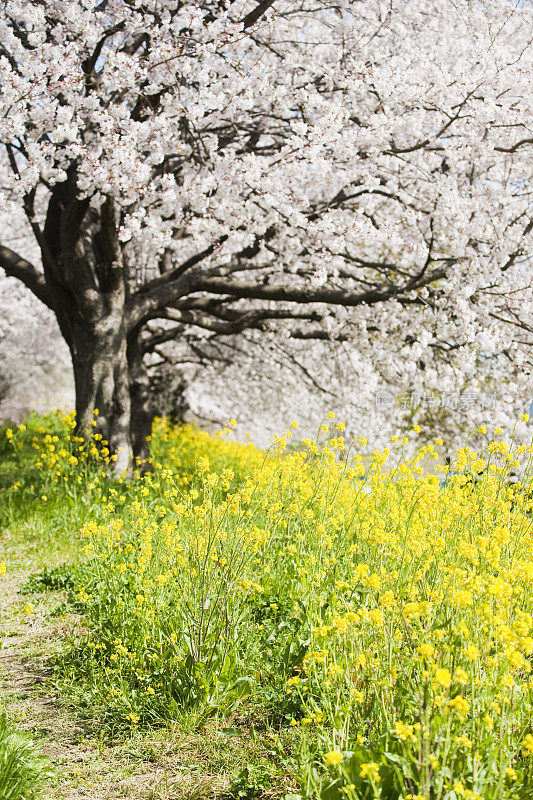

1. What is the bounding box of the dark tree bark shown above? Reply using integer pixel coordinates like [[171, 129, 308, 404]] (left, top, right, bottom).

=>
[[11, 173, 139, 473], [69, 311, 132, 473]]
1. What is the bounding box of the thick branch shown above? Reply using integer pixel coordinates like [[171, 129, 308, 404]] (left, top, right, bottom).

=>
[[242, 0, 276, 28], [0, 245, 54, 310], [191, 269, 446, 307], [82, 23, 125, 86], [136, 237, 228, 300], [290, 328, 349, 341], [143, 324, 186, 352], [142, 306, 321, 351]]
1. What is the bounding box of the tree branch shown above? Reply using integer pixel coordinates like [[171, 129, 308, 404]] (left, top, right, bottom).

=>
[[142, 306, 322, 351], [0, 245, 54, 310], [191, 268, 446, 307], [136, 236, 228, 300], [494, 138, 533, 153], [242, 0, 276, 28]]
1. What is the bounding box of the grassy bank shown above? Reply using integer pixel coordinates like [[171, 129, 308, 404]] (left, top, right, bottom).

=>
[[2, 412, 533, 799]]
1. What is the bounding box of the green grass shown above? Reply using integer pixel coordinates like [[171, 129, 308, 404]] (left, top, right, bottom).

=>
[[0, 713, 49, 799]]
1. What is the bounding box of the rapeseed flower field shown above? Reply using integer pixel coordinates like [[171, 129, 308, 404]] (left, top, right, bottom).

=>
[[2, 412, 533, 800]]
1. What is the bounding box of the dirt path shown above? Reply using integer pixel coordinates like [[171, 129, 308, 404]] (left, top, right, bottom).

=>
[[0, 568, 230, 800]]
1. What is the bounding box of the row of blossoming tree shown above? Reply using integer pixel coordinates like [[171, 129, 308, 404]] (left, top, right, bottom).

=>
[[0, 0, 531, 466]]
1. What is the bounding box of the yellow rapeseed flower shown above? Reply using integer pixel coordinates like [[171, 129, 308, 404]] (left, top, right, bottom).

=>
[[435, 668, 452, 688], [324, 751, 343, 767], [359, 763, 380, 782]]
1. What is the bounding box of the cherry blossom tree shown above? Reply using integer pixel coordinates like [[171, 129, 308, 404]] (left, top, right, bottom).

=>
[[0, 0, 531, 469]]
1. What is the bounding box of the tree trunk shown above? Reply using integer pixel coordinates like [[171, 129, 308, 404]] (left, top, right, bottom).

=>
[[38, 184, 139, 474], [66, 308, 133, 475], [128, 328, 153, 470]]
